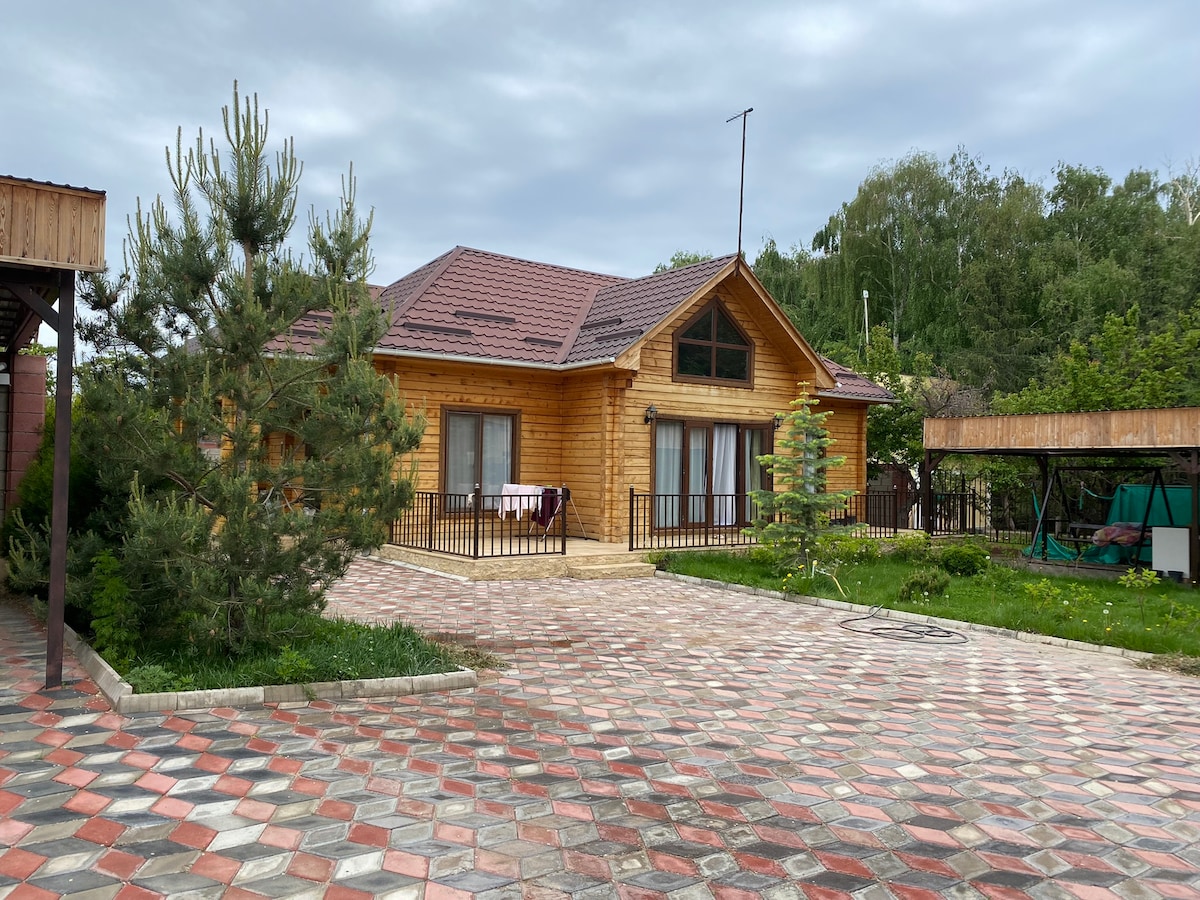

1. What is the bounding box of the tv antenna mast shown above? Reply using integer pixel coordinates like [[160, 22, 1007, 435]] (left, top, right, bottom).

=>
[[726, 107, 753, 268]]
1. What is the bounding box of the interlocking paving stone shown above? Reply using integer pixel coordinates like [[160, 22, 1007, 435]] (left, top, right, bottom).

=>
[[3, 562, 1200, 897]]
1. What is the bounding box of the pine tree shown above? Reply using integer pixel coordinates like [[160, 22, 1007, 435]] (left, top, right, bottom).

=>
[[73, 84, 424, 653], [747, 388, 854, 567]]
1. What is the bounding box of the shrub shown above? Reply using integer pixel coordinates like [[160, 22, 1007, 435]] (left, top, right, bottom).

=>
[[898, 569, 950, 603], [274, 646, 316, 683], [815, 534, 880, 566], [124, 664, 195, 693], [888, 532, 931, 561], [936, 542, 990, 576], [645, 550, 674, 569], [88, 550, 138, 665], [746, 545, 779, 567]]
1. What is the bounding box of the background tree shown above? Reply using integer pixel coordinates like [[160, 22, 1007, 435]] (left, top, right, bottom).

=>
[[747, 389, 854, 566], [653, 250, 713, 272], [14, 85, 425, 655]]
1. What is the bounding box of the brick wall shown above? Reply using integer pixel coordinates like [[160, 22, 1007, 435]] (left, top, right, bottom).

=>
[[6, 354, 48, 512]]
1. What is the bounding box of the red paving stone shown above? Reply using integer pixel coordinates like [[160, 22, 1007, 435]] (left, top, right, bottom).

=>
[[0, 559, 1199, 898]]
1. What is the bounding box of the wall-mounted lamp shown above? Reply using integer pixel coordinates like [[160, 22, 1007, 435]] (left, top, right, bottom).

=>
[[644, 405, 658, 425], [773, 413, 785, 431]]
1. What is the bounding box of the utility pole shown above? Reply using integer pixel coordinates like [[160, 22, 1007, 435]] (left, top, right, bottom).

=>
[[726, 107, 753, 268], [863, 289, 870, 345]]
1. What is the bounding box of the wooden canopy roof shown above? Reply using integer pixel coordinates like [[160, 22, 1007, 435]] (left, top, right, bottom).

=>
[[0, 176, 106, 355], [924, 408, 1200, 457]]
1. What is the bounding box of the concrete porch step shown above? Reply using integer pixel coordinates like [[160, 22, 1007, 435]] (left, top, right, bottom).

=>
[[566, 561, 657, 579]]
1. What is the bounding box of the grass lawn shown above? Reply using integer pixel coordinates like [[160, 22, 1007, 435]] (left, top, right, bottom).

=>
[[117, 614, 486, 693], [657, 545, 1200, 665]]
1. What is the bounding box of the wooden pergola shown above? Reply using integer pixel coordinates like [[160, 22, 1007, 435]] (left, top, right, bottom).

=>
[[923, 408, 1200, 585], [0, 175, 106, 687]]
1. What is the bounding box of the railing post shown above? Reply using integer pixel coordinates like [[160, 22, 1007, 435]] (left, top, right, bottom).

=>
[[560, 484, 568, 555], [629, 486, 636, 551], [426, 492, 435, 551], [473, 483, 482, 559]]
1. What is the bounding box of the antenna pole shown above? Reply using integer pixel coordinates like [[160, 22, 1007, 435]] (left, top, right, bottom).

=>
[[726, 107, 753, 266]]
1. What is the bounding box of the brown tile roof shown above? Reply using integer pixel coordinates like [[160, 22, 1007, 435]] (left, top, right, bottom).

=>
[[268, 246, 889, 402], [817, 355, 896, 404], [564, 255, 736, 364], [372, 247, 623, 365]]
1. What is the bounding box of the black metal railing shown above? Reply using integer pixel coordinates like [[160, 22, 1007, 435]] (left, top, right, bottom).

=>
[[844, 492, 900, 538], [628, 489, 900, 550], [917, 471, 1039, 546], [391, 487, 567, 558]]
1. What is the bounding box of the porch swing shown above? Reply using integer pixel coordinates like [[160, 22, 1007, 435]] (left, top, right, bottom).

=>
[[1026, 465, 1178, 565]]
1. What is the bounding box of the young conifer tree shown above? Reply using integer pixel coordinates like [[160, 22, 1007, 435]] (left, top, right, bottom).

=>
[[747, 387, 854, 567], [78, 84, 424, 653]]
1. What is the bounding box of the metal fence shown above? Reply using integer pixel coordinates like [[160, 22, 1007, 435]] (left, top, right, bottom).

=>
[[628, 489, 900, 551], [919, 471, 1038, 545], [390, 489, 567, 558]]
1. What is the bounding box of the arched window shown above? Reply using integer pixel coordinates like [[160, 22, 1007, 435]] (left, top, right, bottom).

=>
[[673, 300, 753, 386]]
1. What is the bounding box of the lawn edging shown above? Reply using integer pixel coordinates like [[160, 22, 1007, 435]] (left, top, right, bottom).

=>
[[654, 570, 1157, 662], [64, 623, 477, 714]]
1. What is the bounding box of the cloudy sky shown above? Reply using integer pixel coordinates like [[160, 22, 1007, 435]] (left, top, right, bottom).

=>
[[6, 0, 1197, 286]]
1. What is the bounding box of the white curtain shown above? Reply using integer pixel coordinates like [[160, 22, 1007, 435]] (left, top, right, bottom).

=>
[[713, 424, 737, 525], [655, 421, 683, 527], [481, 414, 513, 504], [744, 429, 764, 521], [446, 413, 478, 497]]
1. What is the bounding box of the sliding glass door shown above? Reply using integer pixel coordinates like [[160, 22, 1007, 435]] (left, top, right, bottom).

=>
[[653, 420, 769, 528]]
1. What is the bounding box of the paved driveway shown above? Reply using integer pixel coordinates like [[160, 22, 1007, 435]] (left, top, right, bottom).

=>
[[2, 558, 1199, 899]]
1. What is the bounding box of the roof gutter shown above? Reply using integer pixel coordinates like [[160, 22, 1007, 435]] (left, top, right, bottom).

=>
[[369, 346, 619, 372], [817, 389, 898, 405]]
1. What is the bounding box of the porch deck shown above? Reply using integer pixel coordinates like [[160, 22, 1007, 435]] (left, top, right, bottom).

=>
[[376, 537, 656, 580]]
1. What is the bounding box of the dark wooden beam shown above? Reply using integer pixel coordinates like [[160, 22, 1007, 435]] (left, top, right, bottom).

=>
[[3, 282, 60, 333], [45, 270, 74, 689]]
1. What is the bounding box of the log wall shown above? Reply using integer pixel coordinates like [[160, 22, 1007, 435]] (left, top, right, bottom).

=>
[[370, 280, 876, 543]]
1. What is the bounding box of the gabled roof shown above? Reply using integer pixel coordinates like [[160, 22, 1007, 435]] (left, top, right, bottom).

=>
[[270, 246, 891, 402], [564, 255, 736, 363]]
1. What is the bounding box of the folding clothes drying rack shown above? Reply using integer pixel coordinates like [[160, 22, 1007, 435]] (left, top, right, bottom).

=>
[[499, 484, 588, 540]]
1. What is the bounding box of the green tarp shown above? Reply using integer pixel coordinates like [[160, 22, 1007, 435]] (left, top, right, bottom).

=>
[[1081, 484, 1192, 565], [1027, 483, 1195, 565], [1105, 484, 1192, 527]]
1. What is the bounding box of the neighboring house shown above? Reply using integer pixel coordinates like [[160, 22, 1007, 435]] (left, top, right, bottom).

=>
[[274, 247, 893, 546]]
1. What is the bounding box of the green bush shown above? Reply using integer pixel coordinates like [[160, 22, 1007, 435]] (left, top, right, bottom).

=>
[[936, 542, 990, 576], [815, 534, 880, 566], [888, 532, 931, 561], [899, 568, 950, 603], [124, 664, 196, 693], [746, 545, 779, 567], [274, 646, 316, 682], [88, 550, 139, 665]]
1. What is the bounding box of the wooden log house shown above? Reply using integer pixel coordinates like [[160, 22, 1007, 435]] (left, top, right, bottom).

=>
[[274, 247, 894, 547]]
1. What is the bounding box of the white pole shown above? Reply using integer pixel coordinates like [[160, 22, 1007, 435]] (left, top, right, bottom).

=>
[[863, 289, 870, 345]]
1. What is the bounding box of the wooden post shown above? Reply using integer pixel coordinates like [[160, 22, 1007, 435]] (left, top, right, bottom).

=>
[[1035, 456, 1050, 560], [45, 271, 74, 689], [1191, 450, 1199, 586], [921, 451, 934, 534]]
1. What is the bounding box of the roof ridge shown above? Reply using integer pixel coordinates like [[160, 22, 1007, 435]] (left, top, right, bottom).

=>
[[454, 245, 627, 282], [557, 281, 603, 364], [382, 246, 464, 325]]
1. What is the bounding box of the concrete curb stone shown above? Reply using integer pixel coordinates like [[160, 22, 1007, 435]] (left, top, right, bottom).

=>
[[653, 569, 1157, 661], [64, 622, 476, 713]]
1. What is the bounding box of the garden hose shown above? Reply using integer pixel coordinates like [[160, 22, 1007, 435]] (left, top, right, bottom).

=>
[[839, 605, 968, 644]]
